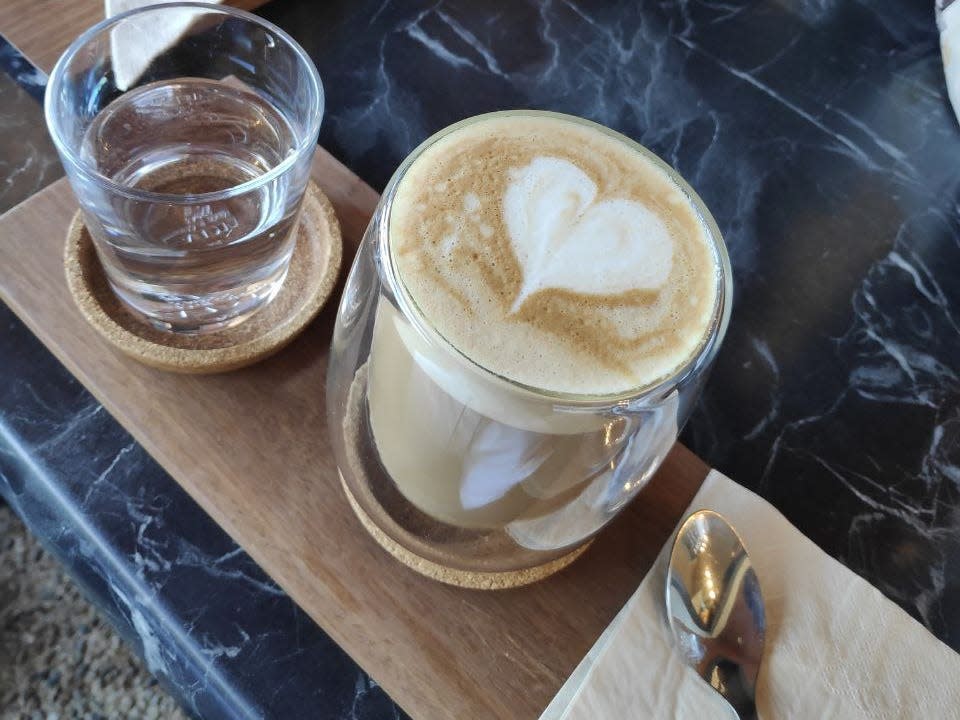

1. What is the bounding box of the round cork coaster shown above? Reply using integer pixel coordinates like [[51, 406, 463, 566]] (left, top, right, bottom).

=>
[[340, 473, 592, 590], [64, 181, 342, 374]]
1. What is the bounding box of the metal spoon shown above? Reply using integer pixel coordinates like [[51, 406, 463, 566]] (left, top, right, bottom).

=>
[[666, 510, 765, 719]]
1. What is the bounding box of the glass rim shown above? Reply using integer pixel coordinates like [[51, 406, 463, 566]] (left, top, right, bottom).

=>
[[379, 109, 733, 407], [44, 1, 324, 205]]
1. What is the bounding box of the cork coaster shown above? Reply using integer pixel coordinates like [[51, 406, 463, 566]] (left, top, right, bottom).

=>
[[340, 473, 592, 590], [64, 181, 342, 374]]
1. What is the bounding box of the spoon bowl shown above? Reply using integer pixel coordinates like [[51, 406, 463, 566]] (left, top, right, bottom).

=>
[[666, 510, 765, 719]]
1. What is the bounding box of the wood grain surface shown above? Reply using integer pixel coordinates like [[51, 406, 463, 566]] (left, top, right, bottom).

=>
[[0, 0, 268, 75], [0, 146, 709, 719]]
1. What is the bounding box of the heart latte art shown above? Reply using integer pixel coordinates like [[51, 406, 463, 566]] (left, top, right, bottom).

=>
[[504, 156, 674, 312], [390, 113, 719, 395]]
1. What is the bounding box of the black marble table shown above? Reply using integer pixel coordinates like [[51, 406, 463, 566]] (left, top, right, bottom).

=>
[[2, 1, 958, 717]]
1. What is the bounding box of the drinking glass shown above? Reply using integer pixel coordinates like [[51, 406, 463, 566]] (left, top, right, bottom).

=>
[[326, 112, 732, 586], [45, 3, 324, 333]]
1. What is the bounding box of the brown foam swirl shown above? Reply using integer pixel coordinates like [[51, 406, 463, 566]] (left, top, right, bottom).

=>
[[390, 113, 719, 396]]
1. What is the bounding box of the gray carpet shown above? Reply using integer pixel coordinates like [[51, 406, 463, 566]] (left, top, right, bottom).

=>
[[0, 504, 188, 719]]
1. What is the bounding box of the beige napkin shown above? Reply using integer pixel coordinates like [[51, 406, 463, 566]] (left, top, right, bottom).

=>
[[105, 0, 225, 90], [542, 470, 960, 719], [940, 1, 960, 126]]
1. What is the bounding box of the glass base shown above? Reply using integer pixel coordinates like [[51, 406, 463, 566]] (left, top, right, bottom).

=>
[[340, 471, 592, 590], [108, 262, 290, 336]]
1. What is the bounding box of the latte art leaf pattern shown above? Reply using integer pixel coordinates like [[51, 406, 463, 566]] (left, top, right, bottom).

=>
[[504, 157, 674, 312]]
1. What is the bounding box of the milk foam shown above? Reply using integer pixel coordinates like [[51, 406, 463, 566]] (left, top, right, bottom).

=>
[[504, 156, 674, 312], [390, 113, 719, 396]]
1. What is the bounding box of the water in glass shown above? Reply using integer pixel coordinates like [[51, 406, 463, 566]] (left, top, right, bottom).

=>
[[79, 78, 301, 332]]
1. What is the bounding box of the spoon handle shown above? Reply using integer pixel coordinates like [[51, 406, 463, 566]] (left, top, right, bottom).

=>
[[715, 660, 757, 719], [726, 695, 757, 720]]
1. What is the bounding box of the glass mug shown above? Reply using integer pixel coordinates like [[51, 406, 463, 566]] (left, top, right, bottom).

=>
[[45, 3, 323, 333], [327, 111, 732, 587]]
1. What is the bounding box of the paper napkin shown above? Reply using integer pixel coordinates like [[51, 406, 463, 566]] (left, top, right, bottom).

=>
[[542, 470, 960, 719], [105, 0, 224, 91], [939, 0, 960, 126]]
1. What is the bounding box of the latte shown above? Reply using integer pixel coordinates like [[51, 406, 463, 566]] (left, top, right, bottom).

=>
[[389, 112, 719, 396]]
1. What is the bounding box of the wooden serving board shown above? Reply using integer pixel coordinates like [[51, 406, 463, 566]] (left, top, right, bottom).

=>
[[0, 147, 710, 719]]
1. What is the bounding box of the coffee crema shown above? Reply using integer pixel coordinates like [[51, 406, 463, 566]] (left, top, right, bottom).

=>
[[390, 113, 719, 396]]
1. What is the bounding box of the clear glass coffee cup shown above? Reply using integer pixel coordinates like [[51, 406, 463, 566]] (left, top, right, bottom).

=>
[[45, 3, 323, 333], [327, 111, 732, 587]]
